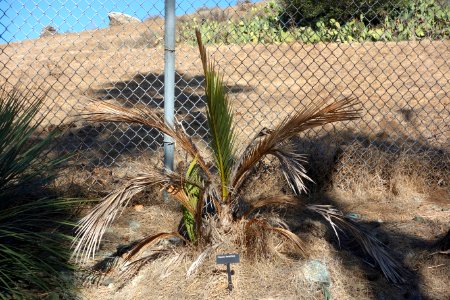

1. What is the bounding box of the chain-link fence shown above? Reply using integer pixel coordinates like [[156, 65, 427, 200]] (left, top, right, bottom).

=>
[[0, 0, 448, 187]]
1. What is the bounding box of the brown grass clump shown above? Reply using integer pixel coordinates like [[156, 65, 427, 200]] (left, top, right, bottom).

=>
[[332, 141, 449, 203]]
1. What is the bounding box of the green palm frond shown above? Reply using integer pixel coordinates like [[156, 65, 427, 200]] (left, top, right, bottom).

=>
[[183, 157, 203, 242], [196, 29, 236, 201]]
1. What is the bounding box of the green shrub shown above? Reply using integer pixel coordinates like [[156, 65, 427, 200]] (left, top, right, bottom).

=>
[[178, 0, 449, 45], [384, 0, 450, 39], [0, 85, 78, 298], [278, 0, 408, 27]]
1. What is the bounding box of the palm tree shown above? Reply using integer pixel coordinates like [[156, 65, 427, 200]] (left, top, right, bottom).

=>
[[72, 30, 408, 285]]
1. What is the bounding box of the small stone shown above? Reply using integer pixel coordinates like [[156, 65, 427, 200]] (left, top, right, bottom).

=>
[[103, 277, 114, 287], [413, 216, 425, 222], [345, 212, 361, 220], [128, 220, 140, 231], [133, 204, 144, 212], [301, 260, 331, 287]]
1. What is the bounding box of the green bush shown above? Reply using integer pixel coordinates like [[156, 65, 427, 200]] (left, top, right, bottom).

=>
[[0, 85, 78, 298], [278, 0, 408, 27], [178, 0, 449, 45]]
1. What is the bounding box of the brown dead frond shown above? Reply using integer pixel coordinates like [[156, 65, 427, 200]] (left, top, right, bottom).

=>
[[245, 217, 307, 258], [121, 232, 184, 265], [241, 195, 299, 219], [84, 101, 211, 178], [117, 251, 167, 289], [231, 98, 360, 195], [272, 142, 313, 195], [308, 204, 410, 284], [72, 169, 193, 263]]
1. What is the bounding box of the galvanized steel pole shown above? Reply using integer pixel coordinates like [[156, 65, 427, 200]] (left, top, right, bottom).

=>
[[163, 0, 175, 175]]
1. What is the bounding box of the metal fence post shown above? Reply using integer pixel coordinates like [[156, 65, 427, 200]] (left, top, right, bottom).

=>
[[163, 0, 175, 177]]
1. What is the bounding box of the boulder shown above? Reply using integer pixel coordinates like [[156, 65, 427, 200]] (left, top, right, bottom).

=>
[[108, 12, 140, 26], [40, 25, 58, 37]]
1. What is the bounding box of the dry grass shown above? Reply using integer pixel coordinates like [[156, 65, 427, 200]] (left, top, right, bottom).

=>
[[71, 141, 449, 299]]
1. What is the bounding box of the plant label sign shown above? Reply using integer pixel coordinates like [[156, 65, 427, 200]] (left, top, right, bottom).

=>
[[216, 253, 240, 264], [216, 253, 240, 291]]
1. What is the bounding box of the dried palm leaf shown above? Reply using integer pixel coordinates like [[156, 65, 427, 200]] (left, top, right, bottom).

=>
[[121, 232, 184, 265], [196, 29, 236, 200], [117, 251, 165, 289], [84, 101, 211, 178], [308, 204, 409, 284], [272, 142, 313, 195], [245, 217, 307, 257], [241, 195, 299, 219], [231, 98, 360, 194], [186, 245, 217, 278], [72, 170, 194, 262]]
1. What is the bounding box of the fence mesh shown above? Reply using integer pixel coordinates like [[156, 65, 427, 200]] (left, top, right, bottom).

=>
[[0, 0, 448, 187]]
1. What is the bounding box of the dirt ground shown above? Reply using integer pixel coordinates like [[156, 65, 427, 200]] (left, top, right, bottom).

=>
[[1, 11, 449, 300]]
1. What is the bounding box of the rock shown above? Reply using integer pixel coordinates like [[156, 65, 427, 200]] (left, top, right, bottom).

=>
[[301, 260, 331, 287], [345, 212, 362, 220], [102, 277, 114, 287], [40, 25, 58, 37], [413, 216, 425, 223], [133, 204, 144, 212], [108, 12, 140, 26], [128, 220, 140, 231]]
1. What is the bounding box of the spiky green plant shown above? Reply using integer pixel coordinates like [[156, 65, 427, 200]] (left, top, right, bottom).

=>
[[73, 30, 409, 285], [0, 85, 78, 298]]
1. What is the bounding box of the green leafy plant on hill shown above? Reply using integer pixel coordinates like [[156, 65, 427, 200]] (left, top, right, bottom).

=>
[[0, 86, 78, 299], [73, 30, 409, 287], [178, 0, 449, 44]]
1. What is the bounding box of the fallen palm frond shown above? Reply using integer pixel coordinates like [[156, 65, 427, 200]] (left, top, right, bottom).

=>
[[230, 97, 360, 195], [117, 252, 166, 289], [84, 101, 211, 178], [245, 217, 307, 258], [121, 232, 184, 265], [308, 205, 409, 284]]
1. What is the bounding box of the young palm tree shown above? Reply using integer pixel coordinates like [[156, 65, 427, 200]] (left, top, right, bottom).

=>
[[73, 30, 408, 285], [0, 85, 79, 298]]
